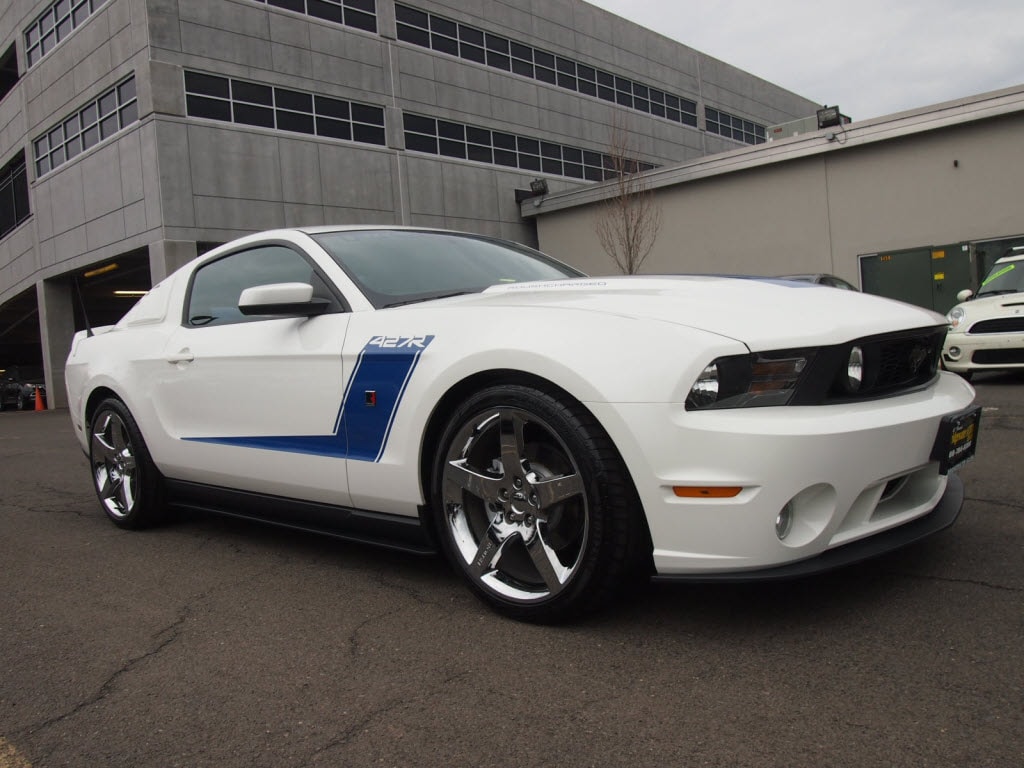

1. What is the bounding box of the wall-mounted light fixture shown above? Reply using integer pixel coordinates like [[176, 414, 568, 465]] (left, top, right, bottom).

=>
[[515, 177, 549, 204], [816, 106, 842, 129]]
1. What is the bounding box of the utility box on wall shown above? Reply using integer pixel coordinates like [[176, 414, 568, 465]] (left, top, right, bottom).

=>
[[860, 244, 972, 314]]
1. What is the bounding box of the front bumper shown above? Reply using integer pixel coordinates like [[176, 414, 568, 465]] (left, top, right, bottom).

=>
[[943, 330, 1024, 373], [652, 474, 962, 582], [589, 372, 976, 577]]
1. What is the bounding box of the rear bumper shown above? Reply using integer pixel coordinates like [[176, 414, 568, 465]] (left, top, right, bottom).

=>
[[652, 474, 962, 582]]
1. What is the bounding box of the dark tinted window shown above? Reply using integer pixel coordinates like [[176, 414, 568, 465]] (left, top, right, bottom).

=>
[[187, 245, 321, 327], [312, 230, 584, 308]]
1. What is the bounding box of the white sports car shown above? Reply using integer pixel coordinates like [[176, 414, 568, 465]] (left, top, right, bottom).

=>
[[66, 227, 981, 622]]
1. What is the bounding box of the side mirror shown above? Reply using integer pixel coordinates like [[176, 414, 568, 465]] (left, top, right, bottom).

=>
[[955, 288, 974, 303], [238, 283, 330, 316]]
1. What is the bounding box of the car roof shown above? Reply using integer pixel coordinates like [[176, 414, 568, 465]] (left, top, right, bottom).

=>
[[995, 253, 1024, 264], [295, 225, 462, 236]]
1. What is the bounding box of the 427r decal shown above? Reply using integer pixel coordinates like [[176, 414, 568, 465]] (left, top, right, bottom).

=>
[[367, 335, 430, 349]]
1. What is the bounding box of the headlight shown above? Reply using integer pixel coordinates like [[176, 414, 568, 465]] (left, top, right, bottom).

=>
[[947, 306, 966, 330], [686, 350, 815, 410]]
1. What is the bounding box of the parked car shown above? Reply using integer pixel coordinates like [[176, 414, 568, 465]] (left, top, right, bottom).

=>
[[0, 366, 45, 411], [65, 227, 979, 622], [777, 273, 860, 291], [943, 252, 1024, 380]]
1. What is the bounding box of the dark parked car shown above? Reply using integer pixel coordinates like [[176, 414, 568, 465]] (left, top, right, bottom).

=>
[[0, 366, 46, 411]]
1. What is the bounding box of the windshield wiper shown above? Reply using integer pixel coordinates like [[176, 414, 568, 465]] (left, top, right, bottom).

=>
[[383, 291, 474, 308]]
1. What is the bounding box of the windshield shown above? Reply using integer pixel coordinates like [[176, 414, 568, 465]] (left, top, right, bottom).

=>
[[977, 259, 1024, 297], [311, 230, 584, 308]]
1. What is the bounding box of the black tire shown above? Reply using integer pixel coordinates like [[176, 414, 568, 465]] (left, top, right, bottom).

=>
[[432, 384, 647, 623], [88, 398, 166, 529], [17, 393, 29, 411], [959, 371, 974, 382]]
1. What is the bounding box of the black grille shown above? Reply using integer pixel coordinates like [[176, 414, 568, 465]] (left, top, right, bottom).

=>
[[792, 325, 946, 405], [872, 334, 942, 390], [969, 317, 1024, 334], [972, 348, 1024, 364]]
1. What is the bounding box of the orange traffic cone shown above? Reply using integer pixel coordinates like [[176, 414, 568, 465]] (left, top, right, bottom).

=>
[[34, 386, 45, 411]]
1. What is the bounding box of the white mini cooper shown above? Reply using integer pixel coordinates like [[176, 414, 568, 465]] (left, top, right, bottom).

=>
[[944, 252, 1024, 380]]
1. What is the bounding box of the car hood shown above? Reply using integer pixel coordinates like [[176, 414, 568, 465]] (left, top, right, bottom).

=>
[[462, 276, 946, 349], [954, 291, 1024, 319]]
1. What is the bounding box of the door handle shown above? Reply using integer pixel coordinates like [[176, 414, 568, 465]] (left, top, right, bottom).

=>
[[164, 349, 194, 364]]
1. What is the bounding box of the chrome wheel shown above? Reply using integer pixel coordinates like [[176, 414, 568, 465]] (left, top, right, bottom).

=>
[[435, 385, 647, 622], [88, 399, 164, 528], [91, 410, 139, 519], [442, 404, 592, 604]]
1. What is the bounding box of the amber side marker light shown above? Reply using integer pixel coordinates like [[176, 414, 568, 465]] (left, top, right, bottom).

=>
[[673, 486, 743, 498]]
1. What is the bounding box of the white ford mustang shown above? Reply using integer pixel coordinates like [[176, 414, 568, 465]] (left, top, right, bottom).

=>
[[66, 227, 981, 622]]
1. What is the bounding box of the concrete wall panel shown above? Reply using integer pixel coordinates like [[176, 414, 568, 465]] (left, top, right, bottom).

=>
[[86, 209, 128, 251], [187, 124, 282, 201], [279, 137, 323, 206], [318, 144, 393, 210], [80, 143, 126, 220]]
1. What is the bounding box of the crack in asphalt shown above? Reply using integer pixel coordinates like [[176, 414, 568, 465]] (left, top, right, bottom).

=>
[[900, 572, 1021, 593], [346, 570, 445, 658], [311, 669, 473, 760], [964, 494, 1024, 513], [16, 601, 198, 740]]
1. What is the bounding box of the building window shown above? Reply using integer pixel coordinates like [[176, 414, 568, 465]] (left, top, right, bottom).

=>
[[33, 75, 138, 178], [0, 152, 30, 239], [403, 112, 656, 181], [394, 4, 698, 128], [705, 107, 766, 145], [184, 71, 387, 146], [249, 0, 377, 33], [25, 0, 109, 68], [0, 43, 19, 101]]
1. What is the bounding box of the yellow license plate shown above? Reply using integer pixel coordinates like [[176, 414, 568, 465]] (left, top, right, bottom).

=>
[[931, 406, 981, 474]]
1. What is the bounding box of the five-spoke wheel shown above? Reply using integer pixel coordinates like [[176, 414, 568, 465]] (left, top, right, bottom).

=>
[[89, 398, 165, 528], [434, 385, 645, 622]]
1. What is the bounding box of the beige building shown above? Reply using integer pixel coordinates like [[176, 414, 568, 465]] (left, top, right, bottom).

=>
[[526, 84, 1024, 315]]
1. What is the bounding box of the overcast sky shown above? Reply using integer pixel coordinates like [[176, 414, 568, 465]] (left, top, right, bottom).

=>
[[586, 0, 1024, 121]]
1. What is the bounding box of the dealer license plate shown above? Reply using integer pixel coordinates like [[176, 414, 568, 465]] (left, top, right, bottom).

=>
[[931, 406, 982, 475]]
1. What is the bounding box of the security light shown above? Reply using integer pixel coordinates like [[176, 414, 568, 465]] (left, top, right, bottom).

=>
[[816, 106, 842, 129]]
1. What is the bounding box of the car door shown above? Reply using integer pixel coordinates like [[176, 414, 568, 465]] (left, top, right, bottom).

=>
[[151, 242, 355, 507]]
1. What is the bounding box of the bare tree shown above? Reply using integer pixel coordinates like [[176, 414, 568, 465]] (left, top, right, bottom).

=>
[[594, 118, 662, 275]]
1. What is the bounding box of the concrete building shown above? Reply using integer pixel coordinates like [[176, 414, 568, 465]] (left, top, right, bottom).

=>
[[529, 84, 1024, 315], [0, 0, 821, 406]]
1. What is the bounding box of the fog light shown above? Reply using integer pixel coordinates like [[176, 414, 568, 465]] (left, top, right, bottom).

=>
[[687, 363, 720, 409], [775, 503, 793, 540], [846, 346, 864, 392], [947, 346, 961, 360]]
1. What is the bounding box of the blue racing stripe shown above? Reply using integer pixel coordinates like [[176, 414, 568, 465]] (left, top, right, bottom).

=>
[[339, 339, 432, 461], [184, 335, 434, 462]]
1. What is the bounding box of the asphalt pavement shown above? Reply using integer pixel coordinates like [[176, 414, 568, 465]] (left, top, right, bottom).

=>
[[1, 375, 1021, 767]]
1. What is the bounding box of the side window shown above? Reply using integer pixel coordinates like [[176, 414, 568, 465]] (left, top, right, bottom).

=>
[[825, 276, 857, 291], [186, 245, 326, 327]]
